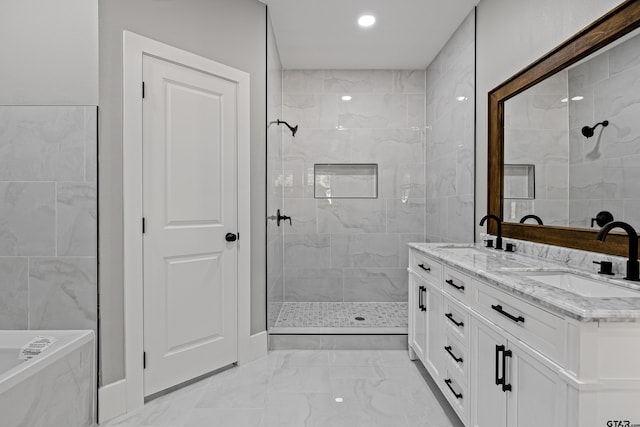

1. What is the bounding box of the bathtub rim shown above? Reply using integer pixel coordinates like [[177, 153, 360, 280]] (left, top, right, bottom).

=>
[[0, 330, 94, 395]]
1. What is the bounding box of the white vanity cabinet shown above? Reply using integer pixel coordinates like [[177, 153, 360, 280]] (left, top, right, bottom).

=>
[[408, 245, 640, 427]]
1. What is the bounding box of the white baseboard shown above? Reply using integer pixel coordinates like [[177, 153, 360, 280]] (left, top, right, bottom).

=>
[[98, 379, 127, 424], [238, 330, 268, 365]]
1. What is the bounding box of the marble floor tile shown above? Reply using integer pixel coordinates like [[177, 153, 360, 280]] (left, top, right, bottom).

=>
[[104, 350, 462, 427]]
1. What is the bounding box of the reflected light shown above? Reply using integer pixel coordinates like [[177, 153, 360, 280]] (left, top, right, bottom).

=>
[[571, 96, 584, 101], [341, 95, 352, 101], [335, 397, 344, 403], [358, 15, 376, 27]]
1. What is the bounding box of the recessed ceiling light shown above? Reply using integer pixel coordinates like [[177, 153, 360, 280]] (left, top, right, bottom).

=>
[[358, 15, 376, 27], [456, 96, 468, 102], [341, 95, 352, 101], [571, 96, 584, 101], [560, 98, 568, 103], [335, 397, 344, 403]]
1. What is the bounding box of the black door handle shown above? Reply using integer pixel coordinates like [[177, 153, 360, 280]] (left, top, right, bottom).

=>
[[445, 346, 463, 363], [225, 232, 237, 242], [418, 285, 423, 310], [445, 279, 465, 291], [421, 286, 427, 312], [491, 304, 525, 323], [444, 379, 463, 400], [495, 345, 504, 386], [445, 312, 464, 327]]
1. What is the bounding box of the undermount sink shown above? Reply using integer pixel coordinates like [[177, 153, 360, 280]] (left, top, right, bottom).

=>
[[516, 271, 640, 298]]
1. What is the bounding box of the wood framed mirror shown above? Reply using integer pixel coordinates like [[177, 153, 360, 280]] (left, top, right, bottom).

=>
[[488, 0, 640, 258]]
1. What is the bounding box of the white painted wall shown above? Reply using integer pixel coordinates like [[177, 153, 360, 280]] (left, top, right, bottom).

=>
[[99, 0, 266, 385], [0, 0, 98, 105], [475, 0, 626, 239]]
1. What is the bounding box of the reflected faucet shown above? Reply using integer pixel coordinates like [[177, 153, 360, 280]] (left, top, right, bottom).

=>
[[479, 214, 503, 250], [519, 214, 543, 225], [597, 221, 639, 282]]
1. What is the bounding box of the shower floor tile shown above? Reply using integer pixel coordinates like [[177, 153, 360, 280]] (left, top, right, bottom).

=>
[[273, 302, 408, 329]]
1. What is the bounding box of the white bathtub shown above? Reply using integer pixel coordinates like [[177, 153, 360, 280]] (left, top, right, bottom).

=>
[[0, 330, 95, 427]]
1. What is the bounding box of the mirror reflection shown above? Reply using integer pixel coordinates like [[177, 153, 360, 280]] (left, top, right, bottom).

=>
[[503, 28, 640, 231]]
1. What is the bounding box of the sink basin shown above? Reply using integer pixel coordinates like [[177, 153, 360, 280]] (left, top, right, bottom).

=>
[[517, 271, 640, 298]]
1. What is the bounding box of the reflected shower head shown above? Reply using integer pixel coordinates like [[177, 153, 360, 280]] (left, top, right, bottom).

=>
[[581, 120, 609, 138]]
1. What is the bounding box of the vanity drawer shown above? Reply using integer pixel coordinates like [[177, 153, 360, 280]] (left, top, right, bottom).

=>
[[473, 280, 564, 364], [410, 250, 443, 286], [442, 295, 469, 346], [441, 366, 467, 423], [443, 332, 468, 380], [443, 266, 472, 304]]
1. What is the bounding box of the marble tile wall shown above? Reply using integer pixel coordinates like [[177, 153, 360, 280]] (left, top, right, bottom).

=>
[[568, 32, 640, 230], [503, 71, 570, 226], [280, 69, 426, 303], [267, 14, 284, 330], [0, 339, 94, 427], [0, 106, 97, 331], [425, 10, 475, 243]]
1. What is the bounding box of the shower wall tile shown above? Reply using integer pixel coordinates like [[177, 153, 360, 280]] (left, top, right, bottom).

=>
[[608, 33, 640, 75], [28, 257, 97, 330], [283, 198, 316, 234], [282, 94, 338, 129], [393, 70, 426, 93], [0, 182, 55, 256], [283, 70, 324, 93], [57, 182, 97, 256], [0, 257, 28, 329], [283, 268, 343, 302], [317, 199, 386, 234], [387, 198, 425, 234], [0, 105, 98, 334], [282, 67, 426, 303], [283, 234, 331, 269], [324, 70, 393, 94], [338, 94, 407, 129], [331, 234, 399, 269], [343, 268, 407, 302], [399, 233, 425, 267], [425, 10, 475, 243], [0, 106, 85, 181]]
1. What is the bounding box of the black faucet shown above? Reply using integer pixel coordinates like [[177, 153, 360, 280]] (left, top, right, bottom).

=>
[[519, 214, 543, 225], [597, 221, 639, 282], [479, 214, 503, 250]]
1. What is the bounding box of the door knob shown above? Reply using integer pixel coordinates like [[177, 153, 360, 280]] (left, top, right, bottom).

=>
[[225, 232, 237, 242]]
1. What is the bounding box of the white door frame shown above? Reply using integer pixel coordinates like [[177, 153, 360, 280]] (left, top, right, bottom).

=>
[[121, 31, 264, 414]]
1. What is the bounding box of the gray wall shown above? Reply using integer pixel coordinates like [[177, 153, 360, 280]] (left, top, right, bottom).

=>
[[280, 70, 426, 303], [266, 11, 284, 330], [425, 10, 475, 243], [0, 0, 98, 105], [99, 0, 266, 385], [475, 0, 627, 240]]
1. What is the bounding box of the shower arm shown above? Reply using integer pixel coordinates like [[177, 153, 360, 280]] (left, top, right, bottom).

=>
[[268, 119, 298, 137]]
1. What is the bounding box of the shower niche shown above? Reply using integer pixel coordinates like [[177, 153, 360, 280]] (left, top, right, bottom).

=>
[[314, 163, 378, 199]]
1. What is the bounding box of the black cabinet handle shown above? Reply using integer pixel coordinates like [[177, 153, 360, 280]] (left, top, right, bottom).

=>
[[491, 304, 525, 324], [418, 263, 431, 272], [419, 286, 427, 311], [502, 349, 513, 392], [495, 345, 504, 386], [445, 346, 463, 363], [445, 312, 464, 327], [445, 279, 465, 291], [444, 379, 463, 400], [417, 285, 423, 310]]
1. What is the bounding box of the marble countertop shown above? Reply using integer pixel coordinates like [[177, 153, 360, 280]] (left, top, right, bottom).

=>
[[409, 242, 640, 322]]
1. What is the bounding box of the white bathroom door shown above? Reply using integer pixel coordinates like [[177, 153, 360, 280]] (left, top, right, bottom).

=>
[[142, 54, 238, 396]]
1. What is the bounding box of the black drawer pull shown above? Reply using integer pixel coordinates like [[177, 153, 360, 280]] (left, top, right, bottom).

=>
[[491, 304, 525, 324], [418, 263, 431, 272], [445, 312, 464, 327], [445, 346, 463, 363], [419, 286, 426, 312], [418, 286, 424, 310], [445, 279, 465, 291], [444, 379, 463, 400]]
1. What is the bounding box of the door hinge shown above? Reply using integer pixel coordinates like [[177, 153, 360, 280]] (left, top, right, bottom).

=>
[[143, 352, 147, 369], [142, 217, 146, 234], [142, 81, 145, 99], [237, 232, 240, 241]]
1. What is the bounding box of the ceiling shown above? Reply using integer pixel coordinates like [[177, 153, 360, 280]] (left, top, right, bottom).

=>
[[262, 0, 479, 70]]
